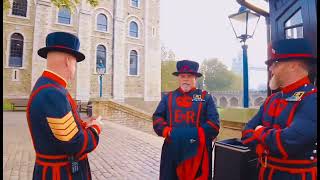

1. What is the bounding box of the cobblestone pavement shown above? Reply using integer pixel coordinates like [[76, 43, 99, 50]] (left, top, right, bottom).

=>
[[3, 111, 164, 180]]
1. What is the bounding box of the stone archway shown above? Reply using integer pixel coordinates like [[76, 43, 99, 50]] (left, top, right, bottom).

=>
[[229, 97, 239, 107], [219, 97, 228, 108], [212, 96, 217, 104], [254, 97, 265, 106]]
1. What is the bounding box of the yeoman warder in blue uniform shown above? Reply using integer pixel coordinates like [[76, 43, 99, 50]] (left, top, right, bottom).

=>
[[241, 38, 317, 180], [153, 60, 220, 180], [26, 32, 102, 180]]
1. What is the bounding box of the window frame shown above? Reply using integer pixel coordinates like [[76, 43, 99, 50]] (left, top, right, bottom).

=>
[[128, 49, 139, 76], [56, 7, 72, 26], [130, 0, 140, 8], [96, 13, 108, 32], [95, 44, 107, 74], [8, 0, 30, 19], [129, 21, 139, 38], [6, 32, 25, 69]]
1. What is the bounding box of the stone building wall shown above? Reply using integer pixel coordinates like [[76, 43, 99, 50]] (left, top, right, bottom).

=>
[[3, 0, 161, 102]]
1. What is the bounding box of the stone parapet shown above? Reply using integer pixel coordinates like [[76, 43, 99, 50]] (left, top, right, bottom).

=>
[[92, 100, 259, 141]]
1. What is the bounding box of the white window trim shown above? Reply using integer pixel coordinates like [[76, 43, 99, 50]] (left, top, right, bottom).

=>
[[94, 8, 113, 34], [8, 0, 31, 19], [129, 0, 141, 9], [55, 7, 73, 26], [5, 31, 27, 69], [128, 20, 140, 39], [128, 49, 140, 77], [93, 44, 109, 75], [11, 69, 20, 81], [95, 13, 110, 33]]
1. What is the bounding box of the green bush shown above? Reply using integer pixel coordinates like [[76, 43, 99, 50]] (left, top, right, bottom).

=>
[[3, 99, 13, 111]]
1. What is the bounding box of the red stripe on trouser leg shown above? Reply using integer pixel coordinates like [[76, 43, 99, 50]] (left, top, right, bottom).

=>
[[42, 166, 48, 180], [268, 168, 274, 180], [311, 168, 317, 180], [301, 173, 306, 180], [56, 167, 61, 180], [52, 166, 56, 180], [65, 166, 72, 180], [259, 166, 266, 180]]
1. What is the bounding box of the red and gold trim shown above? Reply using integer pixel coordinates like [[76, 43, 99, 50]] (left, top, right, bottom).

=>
[[91, 124, 101, 135], [281, 76, 310, 93], [42, 70, 67, 88], [271, 53, 313, 61]]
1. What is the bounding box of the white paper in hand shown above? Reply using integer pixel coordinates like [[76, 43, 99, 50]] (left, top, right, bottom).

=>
[[95, 115, 104, 125]]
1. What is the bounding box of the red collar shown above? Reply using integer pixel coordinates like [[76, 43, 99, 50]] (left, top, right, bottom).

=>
[[42, 70, 67, 88], [177, 87, 196, 94], [281, 76, 310, 93]]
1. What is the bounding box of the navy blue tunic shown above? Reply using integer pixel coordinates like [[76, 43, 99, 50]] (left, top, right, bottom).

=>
[[27, 70, 101, 180], [153, 87, 220, 180], [241, 76, 317, 180]]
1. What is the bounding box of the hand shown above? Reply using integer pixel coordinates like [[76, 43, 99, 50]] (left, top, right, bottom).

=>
[[255, 125, 264, 131], [86, 116, 103, 128]]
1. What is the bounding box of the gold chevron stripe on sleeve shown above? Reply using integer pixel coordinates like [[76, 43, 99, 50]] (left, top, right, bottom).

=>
[[48, 116, 74, 130], [53, 127, 79, 142], [46, 111, 79, 141], [49, 122, 77, 136], [47, 111, 73, 124]]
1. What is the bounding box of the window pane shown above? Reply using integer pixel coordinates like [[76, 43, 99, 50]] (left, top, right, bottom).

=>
[[58, 7, 71, 24], [97, 14, 108, 31], [285, 26, 303, 39], [12, 0, 27, 17], [129, 51, 138, 75], [96, 45, 106, 73], [9, 33, 24, 67], [131, 0, 139, 7], [285, 9, 303, 27], [129, 22, 138, 37]]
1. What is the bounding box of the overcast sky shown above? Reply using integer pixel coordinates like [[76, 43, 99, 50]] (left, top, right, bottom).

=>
[[160, 0, 268, 89]]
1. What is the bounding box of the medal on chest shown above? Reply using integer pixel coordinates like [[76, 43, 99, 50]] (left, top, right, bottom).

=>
[[192, 94, 205, 102], [285, 91, 305, 102]]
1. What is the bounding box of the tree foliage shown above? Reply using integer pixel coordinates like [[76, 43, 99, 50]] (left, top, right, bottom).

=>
[[3, 0, 99, 12], [161, 61, 179, 92], [200, 58, 242, 91]]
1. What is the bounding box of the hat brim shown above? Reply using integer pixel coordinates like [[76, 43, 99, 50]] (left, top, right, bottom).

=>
[[265, 57, 317, 66], [172, 72, 202, 77], [38, 47, 85, 62]]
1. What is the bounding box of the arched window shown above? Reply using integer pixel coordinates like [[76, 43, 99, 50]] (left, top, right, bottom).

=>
[[12, 0, 27, 17], [58, 7, 71, 24], [131, 0, 139, 7], [129, 50, 138, 75], [97, 14, 108, 31], [129, 21, 138, 38], [9, 33, 24, 67], [96, 45, 106, 73]]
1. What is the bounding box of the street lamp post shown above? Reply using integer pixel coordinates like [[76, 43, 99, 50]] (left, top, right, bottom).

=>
[[228, 6, 260, 108], [96, 61, 106, 98]]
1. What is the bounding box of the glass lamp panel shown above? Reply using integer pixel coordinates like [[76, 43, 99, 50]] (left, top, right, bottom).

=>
[[229, 12, 248, 37], [246, 12, 260, 36]]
